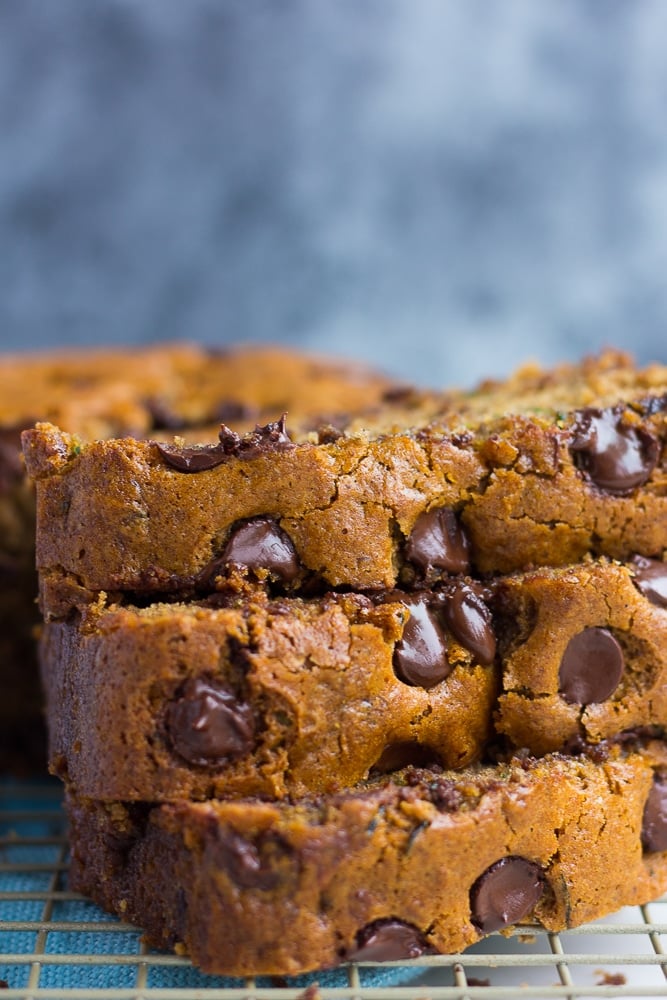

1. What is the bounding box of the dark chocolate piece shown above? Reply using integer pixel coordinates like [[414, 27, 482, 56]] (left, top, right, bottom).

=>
[[220, 517, 300, 582], [390, 594, 451, 689], [381, 385, 422, 405], [570, 407, 659, 494], [145, 397, 184, 431], [218, 414, 294, 460], [443, 582, 496, 665], [155, 415, 294, 472], [213, 829, 290, 890], [405, 507, 470, 576], [346, 919, 430, 962], [165, 677, 255, 766], [641, 773, 667, 853], [558, 627, 624, 705], [154, 441, 229, 473], [632, 556, 667, 608], [470, 856, 544, 933], [316, 424, 345, 444]]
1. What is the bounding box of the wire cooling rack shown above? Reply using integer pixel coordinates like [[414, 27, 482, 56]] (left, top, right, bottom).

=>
[[2, 778, 667, 1000]]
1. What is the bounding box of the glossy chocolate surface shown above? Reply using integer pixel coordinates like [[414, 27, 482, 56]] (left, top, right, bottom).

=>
[[220, 517, 300, 581], [558, 627, 624, 704], [165, 677, 255, 766], [642, 773, 667, 853], [405, 507, 470, 576], [570, 407, 658, 494], [470, 856, 543, 933], [390, 593, 451, 689]]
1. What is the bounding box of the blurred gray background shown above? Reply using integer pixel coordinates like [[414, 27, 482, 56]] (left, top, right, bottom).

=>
[[1, 0, 666, 388]]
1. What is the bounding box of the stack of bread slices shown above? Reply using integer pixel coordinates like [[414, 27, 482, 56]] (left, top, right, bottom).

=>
[[0, 343, 402, 772], [15, 345, 667, 977]]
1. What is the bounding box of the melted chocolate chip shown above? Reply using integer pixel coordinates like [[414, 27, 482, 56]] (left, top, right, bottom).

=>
[[405, 507, 470, 576], [390, 593, 451, 689], [220, 517, 300, 582], [346, 919, 430, 962], [145, 397, 184, 431], [382, 385, 420, 404], [443, 582, 496, 664], [570, 407, 659, 494], [558, 627, 625, 705], [154, 440, 229, 472], [155, 415, 294, 472], [317, 423, 345, 444], [165, 677, 255, 766], [632, 556, 667, 608], [214, 829, 290, 890], [470, 857, 544, 933], [641, 773, 667, 853], [219, 414, 294, 459]]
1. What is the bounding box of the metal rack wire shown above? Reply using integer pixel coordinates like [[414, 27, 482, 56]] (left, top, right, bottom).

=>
[[2, 778, 667, 1000]]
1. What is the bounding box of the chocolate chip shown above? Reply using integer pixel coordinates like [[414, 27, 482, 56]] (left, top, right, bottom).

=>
[[632, 556, 667, 608], [405, 507, 470, 576], [390, 594, 451, 689], [641, 773, 667, 853], [219, 414, 294, 459], [381, 385, 422, 406], [145, 397, 183, 431], [220, 517, 300, 582], [316, 423, 345, 444], [165, 677, 255, 766], [558, 627, 625, 705], [154, 440, 229, 472], [570, 407, 659, 494], [346, 919, 430, 962], [443, 582, 496, 664], [155, 415, 294, 472], [470, 857, 544, 933], [213, 829, 289, 890]]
